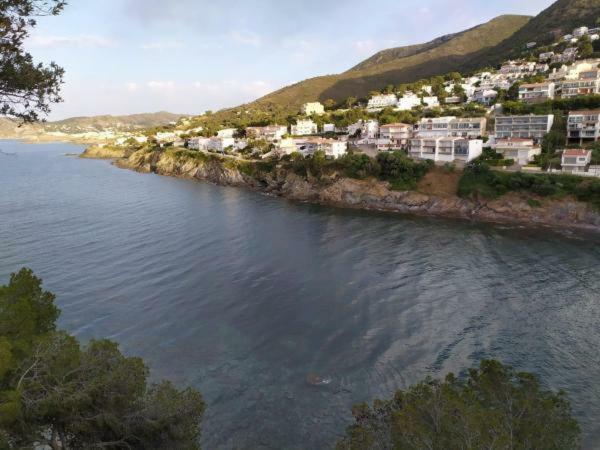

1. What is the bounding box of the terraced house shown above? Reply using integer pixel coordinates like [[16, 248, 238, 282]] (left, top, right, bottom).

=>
[[495, 115, 554, 141], [567, 110, 600, 144]]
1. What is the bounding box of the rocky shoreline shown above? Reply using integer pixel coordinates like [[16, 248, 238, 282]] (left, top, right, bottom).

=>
[[82, 147, 600, 233]]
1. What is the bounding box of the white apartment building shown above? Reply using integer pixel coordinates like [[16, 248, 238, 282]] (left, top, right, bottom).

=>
[[377, 123, 412, 150], [301, 102, 325, 116], [367, 94, 398, 110], [561, 70, 600, 98], [448, 118, 487, 138], [495, 115, 555, 140], [396, 92, 422, 111], [567, 110, 600, 144], [291, 119, 318, 136], [409, 137, 483, 163], [414, 116, 456, 138], [246, 125, 288, 141], [518, 82, 556, 103], [562, 149, 592, 173], [492, 138, 541, 165]]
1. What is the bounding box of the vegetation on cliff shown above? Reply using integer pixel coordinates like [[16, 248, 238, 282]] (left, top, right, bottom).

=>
[[337, 360, 580, 450], [0, 269, 205, 450], [458, 162, 600, 209]]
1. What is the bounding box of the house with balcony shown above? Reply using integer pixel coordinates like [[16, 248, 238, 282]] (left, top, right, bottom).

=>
[[473, 89, 498, 106], [561, 70, 600, 98], [409, 137, 483, 163], [495, 115, 554, 141], [377, 123, 412, 151], [246, 125, 288, 141], [294, 138, 347, 158], [562, 149, 592, 173], [367, 94, 398, 111], [414, 117, 456, 138], [492, 138, 541, 165], [518, 82, 555, 103], [567, 110, 600, 144], [291, 119, 318, 136], [449, 118, 487, 138]]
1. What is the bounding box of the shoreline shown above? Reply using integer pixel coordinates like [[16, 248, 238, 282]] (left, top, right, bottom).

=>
[[83, 148, 600, 234]]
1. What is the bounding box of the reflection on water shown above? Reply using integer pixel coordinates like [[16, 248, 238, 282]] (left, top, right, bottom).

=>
[[1, 141, 599, 449]]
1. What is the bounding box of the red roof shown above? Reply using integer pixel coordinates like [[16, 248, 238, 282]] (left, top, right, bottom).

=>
[[563, 149, 591, 157]]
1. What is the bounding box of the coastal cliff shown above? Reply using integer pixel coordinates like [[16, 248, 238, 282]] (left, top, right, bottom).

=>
[[83, 147, 600, 232]]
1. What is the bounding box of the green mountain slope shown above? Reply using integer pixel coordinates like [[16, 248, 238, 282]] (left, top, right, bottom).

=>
[[249, 15, 530, 113]]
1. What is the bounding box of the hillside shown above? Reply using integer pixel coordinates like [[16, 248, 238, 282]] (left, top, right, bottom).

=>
[[234, 0, 600, 116], [0, 112, 186, 140], [248, 15, 530, 113]]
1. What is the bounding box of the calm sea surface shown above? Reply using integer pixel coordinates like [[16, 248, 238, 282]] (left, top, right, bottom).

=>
[[1, 141, 600, 449]]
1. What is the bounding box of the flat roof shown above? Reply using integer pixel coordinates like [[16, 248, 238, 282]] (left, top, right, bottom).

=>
[[563, 149, 591, 156]]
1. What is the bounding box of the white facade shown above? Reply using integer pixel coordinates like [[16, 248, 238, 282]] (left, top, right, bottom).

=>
[[493, 138, 541, 165], [246, 125, 288, 141], [217, 128, 237, 139], [323, 123, 336, 133], [187, 136, 211, 150], [409, 138, 483, 163], [422, 96, 440, 108], [155, 132, 178, 142], [414, 117, 456, 138], [367, 94, 398, 110], [291, 119, 318, 136], [473, 89, 498, 105], [448, 118, 487, 138], [294, 138, 347, 158], [301, 102, 325, 116], [562, 149, 592, 173], [573, 27, 589, 38], [396, 92, 421, 111], [378, 123, 412, 150], [495, 115, 554, 140], [208, 137, 236, 153], [567, 110, 600, 144], [518, 82, 556, 103], [561, 70, 600, 98]]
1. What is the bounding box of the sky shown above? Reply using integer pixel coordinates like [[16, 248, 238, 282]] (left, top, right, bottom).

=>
[[25, 0, 556, 120]]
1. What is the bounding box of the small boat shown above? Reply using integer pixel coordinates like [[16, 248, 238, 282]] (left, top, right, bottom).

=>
[[306, 374, 332, 386]]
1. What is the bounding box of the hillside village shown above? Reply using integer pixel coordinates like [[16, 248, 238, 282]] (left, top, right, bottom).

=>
[[107, 23, 600, 180]]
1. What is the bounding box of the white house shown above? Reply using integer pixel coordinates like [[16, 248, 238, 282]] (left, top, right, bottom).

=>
[[473, 89, 498, 106], [561, 70, 600, 98], [188, 136, 211, 150], [208, 137, 236, 153], [323, 123, 336, 133], [246, 125, 288, 141], [539, 51, 555, 61], [573, 27, 589, 38], [377, 123, 412, 150], [414, 117, 456, 138], [518, 82, 556, 103], [301, 102, 325, 116], [396, 92, 421, 111], [217, 128, 237, 138], [367, 94, 397, 110], [155, 132, 178, 142], [562, 149, 592, 173], [409, 137, 483, 163], [274, 138, 297, 156], [492, 138, 541, 165], [294, 138, 347, 158], [422, 96, 440, 108], [291, 119, 318, 136]]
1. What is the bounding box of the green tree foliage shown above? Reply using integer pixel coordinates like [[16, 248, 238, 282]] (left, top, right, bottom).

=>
[[578, 35, 594, 59], [458, 162, 600, 208], [337, 360, 580, 450], [376, 151, 432, 190], [0, 0, 66, 122], [0, 269, 205, 450]]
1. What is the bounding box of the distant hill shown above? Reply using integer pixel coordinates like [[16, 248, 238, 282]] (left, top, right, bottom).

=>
[[0, 112, 186, 139], [231, 0, 600, 116]]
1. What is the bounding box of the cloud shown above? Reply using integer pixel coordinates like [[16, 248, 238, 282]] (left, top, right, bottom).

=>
[[28, 33, 117, 48], [227, 30, 262, 47], [147, 81, 177, 91], [141, 41, 184, 50]]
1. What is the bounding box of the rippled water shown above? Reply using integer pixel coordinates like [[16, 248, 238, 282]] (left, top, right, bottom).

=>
[[1, 141, 600, 449]]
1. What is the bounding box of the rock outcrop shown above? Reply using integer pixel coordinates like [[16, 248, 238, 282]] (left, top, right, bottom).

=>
[[86, 148, 600, 233]]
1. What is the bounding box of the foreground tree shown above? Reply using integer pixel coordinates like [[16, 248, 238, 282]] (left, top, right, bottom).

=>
[[0, 0, 66, 122], [337, 360, 580, 450], [0, 269, 205, 449]]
